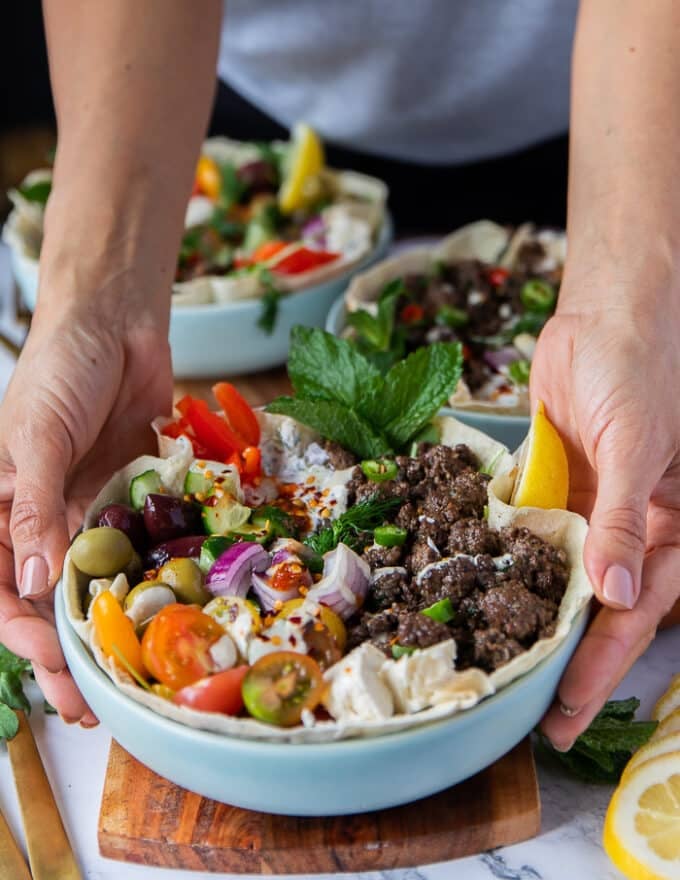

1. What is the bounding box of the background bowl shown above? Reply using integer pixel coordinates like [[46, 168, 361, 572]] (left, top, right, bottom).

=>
[[10, 217, 392, 378], [325, 295, 530, 451], [56, 580, 587, 816]]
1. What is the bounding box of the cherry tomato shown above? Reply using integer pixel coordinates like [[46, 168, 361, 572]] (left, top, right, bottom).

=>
[[92, 590, 148, 680], [250, 240, 288, 263], [195, 155, 221, 201], [271, 246, 339, 275], [212, 382, 261, 447], [275, 598, 347, 651], [271, 561, 311, 595], [173, 666, 249, 715], [488, 267, 510, 286], [242, 651, 325, 726], [141, 603, 225, 690], [399, 303, 425, 324], [240, 446, 262, 482]]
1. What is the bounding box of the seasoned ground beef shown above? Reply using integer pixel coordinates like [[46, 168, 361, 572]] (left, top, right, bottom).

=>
[[369, 567, 409, 609], [499, 527, 569, 604], [363, 544, 404, 569], [473, 628, 524, 671], [447, 518, 501, 557], [478, 582, 557, 643], [417, 556, 478, 606], [407, 538, 441, 575], [397, 612, 451, 649]]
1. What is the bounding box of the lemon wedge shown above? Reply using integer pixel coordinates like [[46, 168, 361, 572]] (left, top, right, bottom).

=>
[[510, 400, 569, 509], [278, 122, 325, 215], [603, 752, 680, 879]]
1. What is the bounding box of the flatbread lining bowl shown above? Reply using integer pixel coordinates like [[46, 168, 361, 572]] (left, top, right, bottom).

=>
[[63, 412, 592, 745]]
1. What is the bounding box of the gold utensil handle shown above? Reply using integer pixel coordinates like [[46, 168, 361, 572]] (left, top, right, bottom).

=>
[[7, 711, 82, 880], [0, 808, 31, 880]]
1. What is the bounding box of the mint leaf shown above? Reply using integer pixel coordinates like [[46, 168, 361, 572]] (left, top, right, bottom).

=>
[[379, 343, 463, 448], [596, 697, 640, 722], [0, 704, 18, 740], [0, 644, 31, 677], [266, 396, 391, 460], [286, 327, 383, 418], [0, 672, 30, 713]]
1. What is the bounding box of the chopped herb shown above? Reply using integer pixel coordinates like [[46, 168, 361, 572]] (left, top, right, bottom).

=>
[[250, 505, 298, 539], [436, 305, 469, 328], [508, 359, 531, 386], [256, 267, 284, 334], [304, 495, 402, 556], [537, 698, 658, 784], [421, 598, 456, 623], [345, 278, 407, 372], [18, 179, 51, 205]]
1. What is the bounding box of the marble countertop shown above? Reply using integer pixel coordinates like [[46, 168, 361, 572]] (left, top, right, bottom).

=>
[[0, 241, 678, 878]]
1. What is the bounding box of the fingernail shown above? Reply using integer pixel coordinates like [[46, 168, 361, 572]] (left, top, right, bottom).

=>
[[559, 702, 581, 718], [19, 555, 49, 598], [80, 719, 100, 729], [602, 564, 636, 609], [60, 714, 80, 725], [551, 739, 574, 753]]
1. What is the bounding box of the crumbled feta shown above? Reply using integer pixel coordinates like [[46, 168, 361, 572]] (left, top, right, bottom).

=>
[[208, 634, 238, 671], [513, 332, 537, 360], [248, 617, 311, 665], [323, 643, 394, 722], [380, 641, 459, 713], [184, 195, 214, 228]]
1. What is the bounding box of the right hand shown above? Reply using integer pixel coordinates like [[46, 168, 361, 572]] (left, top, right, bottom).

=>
[[0, 295, 172, 724]]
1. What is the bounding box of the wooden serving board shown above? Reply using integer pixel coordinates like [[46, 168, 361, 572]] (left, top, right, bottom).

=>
[[98, 738, 540, 874]]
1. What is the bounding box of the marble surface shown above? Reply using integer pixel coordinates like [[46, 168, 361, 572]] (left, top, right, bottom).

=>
[[0, 241, 678, 878]]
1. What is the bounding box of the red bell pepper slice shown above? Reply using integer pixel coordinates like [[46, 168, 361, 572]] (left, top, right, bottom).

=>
[[240, 446, 262, 483], [175, 396, 247, 459], [271, 246, 339, 275], [212, 382, 260, 447]]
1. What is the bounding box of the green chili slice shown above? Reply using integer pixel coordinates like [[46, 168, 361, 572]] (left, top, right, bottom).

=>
[[435, 305, 469, 328], [508, 359, 531, 386], [391, 644, 417, 659], [421, 598, 456, 624], [520, 279, 556, 312], [374, 525, 408, 547], [361, 459, 398, 482]]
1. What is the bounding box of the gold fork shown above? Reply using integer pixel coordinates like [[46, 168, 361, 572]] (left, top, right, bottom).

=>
[[0, 805, 31, 880]]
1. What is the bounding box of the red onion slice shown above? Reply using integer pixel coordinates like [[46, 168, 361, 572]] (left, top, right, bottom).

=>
[[251, 558, 314, 612], [206, 543, 270, 599], [306, 544, 371, 619], [483, 346, 519, 371]]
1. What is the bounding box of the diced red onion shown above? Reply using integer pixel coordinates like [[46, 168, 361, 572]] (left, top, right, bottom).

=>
[[270, 538, 318, 567], [301, 215, 326, 247], [251, 559, 313, 612], [305, 544, 371, 620], [483, 347, 519, 371], [206, 543, 270, 599]]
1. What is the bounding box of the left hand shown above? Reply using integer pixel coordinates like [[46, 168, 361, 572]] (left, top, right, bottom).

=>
[[530, 277, 680, 750]]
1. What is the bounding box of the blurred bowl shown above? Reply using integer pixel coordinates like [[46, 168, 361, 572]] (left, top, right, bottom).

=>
[[325, 294, 530, 451], [10, 217, 392, 378], [56, 576, 587, 816]]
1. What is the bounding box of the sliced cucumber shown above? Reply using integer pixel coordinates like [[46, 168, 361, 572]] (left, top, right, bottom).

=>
[[184, 470, 213, 497], [201, 494, 251, 536], [183, 460, 240, 499], [199, 535, 235, 573], [129, 469, 162, 511]]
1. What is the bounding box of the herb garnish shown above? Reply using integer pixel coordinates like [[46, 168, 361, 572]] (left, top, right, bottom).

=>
[[537, 698, 658, 784], [256, 267, 284, 334], [266, 327, 462, 459], [18, 179, 52, 206], [345, 278, 407, 372], [305, 495, 402, 557], [0, 643, 32, 740]]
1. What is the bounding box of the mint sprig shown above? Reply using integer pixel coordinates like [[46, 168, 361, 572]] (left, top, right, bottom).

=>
[[537, 698, 658, 784], [0, 643, 32, 740], [267, 327, 462, 458]]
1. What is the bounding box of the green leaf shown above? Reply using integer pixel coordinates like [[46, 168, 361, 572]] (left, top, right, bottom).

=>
[[379, 343, 463, 448], [0, 644, 31, 677], [266, 396, 391, 460], [256, 267, 284, 334], [286, 327, 384, 418], [597, 697, 640, 721], [0, 704, 19, 740], [508, 359, 531, 386], [18, 179, 51, 205], [0, 672, 30, 713]]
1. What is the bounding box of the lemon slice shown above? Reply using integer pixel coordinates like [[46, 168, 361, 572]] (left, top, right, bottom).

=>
[[278, 122, 325, 215], [623, 732, 680, 782], [653, 682, 680, 723], [510, 400, 569, 509], [652, 708, 680, 741], [603, 752, 680, 879]]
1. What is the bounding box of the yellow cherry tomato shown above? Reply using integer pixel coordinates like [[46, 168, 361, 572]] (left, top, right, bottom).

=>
[[91, 590, 148, 680], [195, 155, 221, 201]]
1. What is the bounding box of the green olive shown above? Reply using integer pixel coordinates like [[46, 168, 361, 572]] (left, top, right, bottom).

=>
[[123, 580, 175, 611], [70, 527, 134, 577], [156, 557, 209, 606]]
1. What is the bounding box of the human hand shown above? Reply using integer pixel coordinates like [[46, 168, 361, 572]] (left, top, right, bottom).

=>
[[0, 296, 172, 724], [531, 282, 680, 750]]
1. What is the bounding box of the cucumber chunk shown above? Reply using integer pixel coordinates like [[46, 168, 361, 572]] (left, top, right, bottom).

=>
[[129, 469, 162, 511], [201, 494, 251, 536], [199, 535, 235, 573]]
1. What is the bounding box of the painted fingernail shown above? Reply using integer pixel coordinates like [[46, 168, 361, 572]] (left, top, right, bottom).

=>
[[19, 555, 49, 598], [80, 719, 100, 729], [551, 739, 574, 753], [602, 564, 636, 609], [60, 714, 80, 725], [559, 702, 581, 718]]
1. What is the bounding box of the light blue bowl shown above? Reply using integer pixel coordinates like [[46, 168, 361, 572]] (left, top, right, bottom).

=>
[[325, 294, 530, 451], [56, 580, 587, 816], [10, 218, 392, 379]]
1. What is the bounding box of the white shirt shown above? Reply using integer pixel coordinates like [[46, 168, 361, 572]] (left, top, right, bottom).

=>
[[218, 0, 578, 165]]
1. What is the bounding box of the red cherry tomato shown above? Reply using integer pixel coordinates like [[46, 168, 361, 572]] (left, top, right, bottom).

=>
[[488, 267, 510, 286], [399, 303, 425, 324], [173, 666, 249, 715], [141, 604, 225, 690], [212, 382, 261, 446]]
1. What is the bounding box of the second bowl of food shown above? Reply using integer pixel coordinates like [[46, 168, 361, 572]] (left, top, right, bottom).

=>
[[326, 220, 565, 450]]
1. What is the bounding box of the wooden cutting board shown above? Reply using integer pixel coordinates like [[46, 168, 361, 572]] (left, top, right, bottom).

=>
[[98, 738, 540, 874]]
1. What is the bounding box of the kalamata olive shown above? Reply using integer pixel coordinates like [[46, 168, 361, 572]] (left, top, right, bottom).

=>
[[143, 494, 202, 544], [145, 535, 206, 570], [157, 558, 210, 606], [70, 527, 134, 577], [235, 160, 277, 195], [97, 503, 147, 552]]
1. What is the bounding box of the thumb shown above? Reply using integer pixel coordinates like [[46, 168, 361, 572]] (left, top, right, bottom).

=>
[[584, 444, 657, 611], [10, 433, 71, 601]]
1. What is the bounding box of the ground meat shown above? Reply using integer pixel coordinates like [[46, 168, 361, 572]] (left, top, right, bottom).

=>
[[421, 470, 489, 524], [363, 544, 404, 569], [323, 440, 357, 471], [446, 518, 501, 557], [369, 567, 409, 609], [500, 527, 569, 604], [397, 612, 451, 649], [473, 628, 524, 671], [420, 443, 480, 485], [406, 538, 441, 574], [478, 582, 557, 643], [346, 606, 401, 653], [346, 471, 411, 506], [515, 240, 547, 274], [417, 556, 478, 606], [395, 455, 425, 486]]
